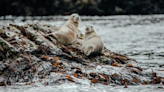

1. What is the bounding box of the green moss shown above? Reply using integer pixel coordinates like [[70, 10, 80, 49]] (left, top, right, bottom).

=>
[[76, 42, 80, 45], [100, 60, 102, 63], [41, 41, 44, 44], [31, 35, 35, 40], [81, 34, 84, 37]]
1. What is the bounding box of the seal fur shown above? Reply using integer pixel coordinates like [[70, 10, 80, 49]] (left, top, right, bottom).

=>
[[49, 13, 81, 45], [82, 24, 104, 56]]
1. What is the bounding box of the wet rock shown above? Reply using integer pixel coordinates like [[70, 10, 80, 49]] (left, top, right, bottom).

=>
[[0, 62, 9, 75], [37, 61, 52, 78], [0, 28, 7, 38], [102, 58, 113, 64], [0, 62, 5, 73], [90, 72, 97, 78], [0, 77, 5, 86], [0, 22, 163, 87], [151, 77, 161, 84], [0, 37, 18, 60]]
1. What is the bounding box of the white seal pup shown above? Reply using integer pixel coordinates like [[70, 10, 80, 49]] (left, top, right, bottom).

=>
[[82, 24, 104, 56], [49, 13, 81, 45]]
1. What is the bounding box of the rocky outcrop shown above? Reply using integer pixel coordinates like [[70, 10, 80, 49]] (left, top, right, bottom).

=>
[[0, 22, 164, 86]]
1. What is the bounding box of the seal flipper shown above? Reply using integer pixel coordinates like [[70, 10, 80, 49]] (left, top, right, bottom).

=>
[[49, 32, 66, 44], [49, 32, 59, 42]]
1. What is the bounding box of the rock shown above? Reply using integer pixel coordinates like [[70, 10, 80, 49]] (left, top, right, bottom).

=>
[[0, 37, 18, 60], [0, 22, 163, 86], [0, 77, 5, 86], [0, 28, 7, 38], [0, 62, 9, 75]]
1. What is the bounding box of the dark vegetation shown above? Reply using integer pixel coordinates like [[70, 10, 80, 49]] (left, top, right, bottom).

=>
[[0, 0, 164, 16]]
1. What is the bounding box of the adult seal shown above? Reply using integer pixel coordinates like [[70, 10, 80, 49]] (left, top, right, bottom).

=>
[[82, 24, 104, 56], [49, 13, 81, 45]]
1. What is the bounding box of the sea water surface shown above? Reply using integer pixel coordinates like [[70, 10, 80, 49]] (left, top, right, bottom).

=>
[[0, 15, 164, 92]]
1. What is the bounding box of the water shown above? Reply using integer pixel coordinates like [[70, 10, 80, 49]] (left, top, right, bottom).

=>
[[0, 15, 164, 91]]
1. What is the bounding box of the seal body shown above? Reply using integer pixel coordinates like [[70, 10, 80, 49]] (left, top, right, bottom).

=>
[[82, 24, 104, 56], [49, 13, 80, 45]]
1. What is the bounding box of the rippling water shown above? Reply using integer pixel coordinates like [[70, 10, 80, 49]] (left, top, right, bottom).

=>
[[0, 15, 164, 92]]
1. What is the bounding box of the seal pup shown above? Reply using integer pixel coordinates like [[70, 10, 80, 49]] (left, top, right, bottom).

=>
[[82, 24, 104, 56], [49, 13, 81, 45]]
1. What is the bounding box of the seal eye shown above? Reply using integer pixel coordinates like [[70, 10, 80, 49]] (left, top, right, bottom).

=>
[[73, 16, 75, 17]]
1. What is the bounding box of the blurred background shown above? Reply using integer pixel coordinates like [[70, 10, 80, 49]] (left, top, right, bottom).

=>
[[0, 0, 164, 16]]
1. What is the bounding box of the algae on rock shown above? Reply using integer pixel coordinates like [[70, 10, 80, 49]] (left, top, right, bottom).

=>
[[0, 22, 163, 86]]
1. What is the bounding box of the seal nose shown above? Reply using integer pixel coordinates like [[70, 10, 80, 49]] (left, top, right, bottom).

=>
[[76, 17, 79, 21], [86, 26, 89, 30]]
